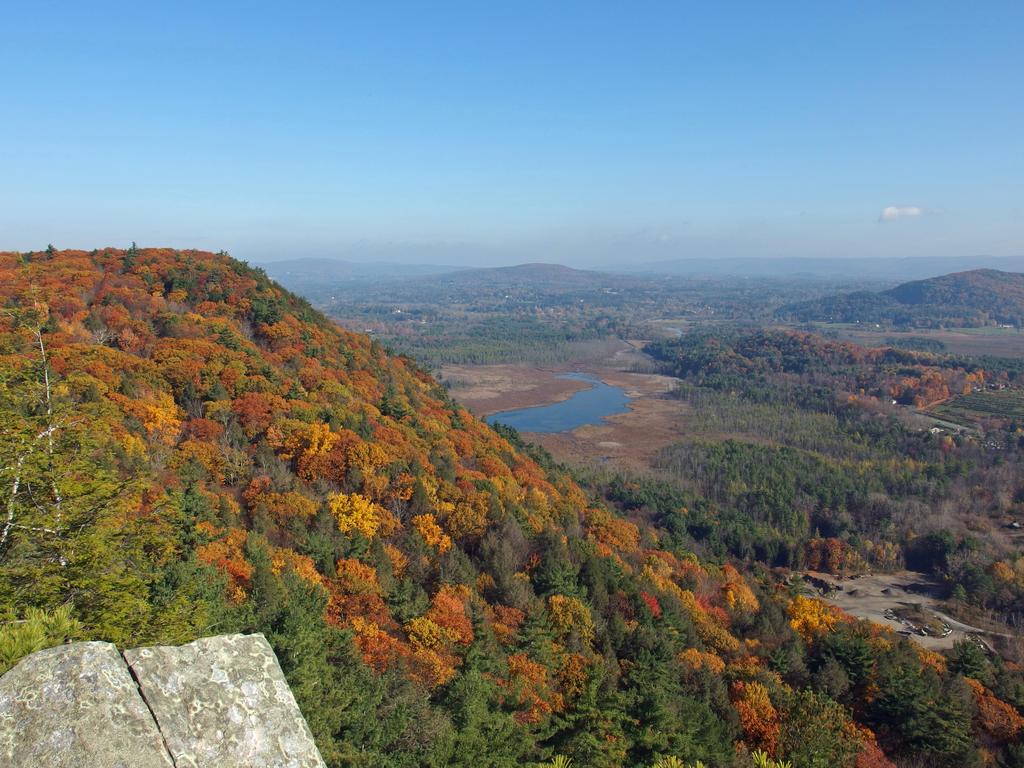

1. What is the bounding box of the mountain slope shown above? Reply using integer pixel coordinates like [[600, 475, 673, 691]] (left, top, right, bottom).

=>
[[779, 268, 1024, 327], [0, 248, 1008, 768], [886, 268, 1024, 310]]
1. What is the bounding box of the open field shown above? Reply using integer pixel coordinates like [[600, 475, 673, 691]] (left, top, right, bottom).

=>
[[931, 389, 1024, 423], [811, 324, 1024, 357]]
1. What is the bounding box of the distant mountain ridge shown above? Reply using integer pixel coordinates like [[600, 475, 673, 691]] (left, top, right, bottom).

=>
[[779, 268, 1024, 328], [267, 259, 649, 304], [618, 255, 1024, 281], [430, 262, 624, 287], [263, 254, 1024, 290], [262, 260, 631, 302], [261, 257, 461, 292]]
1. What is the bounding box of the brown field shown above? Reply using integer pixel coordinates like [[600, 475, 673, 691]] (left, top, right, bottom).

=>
[[441, 341, 689, 469], [833, 327, 1024, 357], [439, 364, 591, 415]]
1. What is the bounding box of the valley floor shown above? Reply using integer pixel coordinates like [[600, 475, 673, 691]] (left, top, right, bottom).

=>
[[441, 341, 687, 470]]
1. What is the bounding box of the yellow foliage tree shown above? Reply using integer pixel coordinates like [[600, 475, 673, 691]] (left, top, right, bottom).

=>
[[547, 594, 595, 643], [678, 647, 726, 675], [446, 496, 489, 540], [722, 563, 760, 614], [412, 513, 452, 553], [405, 616, 452, 650], [787, 595, 840, 642], [732, 680, 780, 756], [329, 492, 395, 540]]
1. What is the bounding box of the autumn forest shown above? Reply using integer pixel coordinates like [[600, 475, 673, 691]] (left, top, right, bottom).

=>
[[3, 248, 1024, 768]]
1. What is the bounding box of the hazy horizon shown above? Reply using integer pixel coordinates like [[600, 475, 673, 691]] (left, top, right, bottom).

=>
[[248, 248, 1024, 271], [3, 2, 1022, 265]]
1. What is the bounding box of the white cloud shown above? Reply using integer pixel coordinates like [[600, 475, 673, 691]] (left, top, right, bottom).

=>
[[879, 205, 923, 222]]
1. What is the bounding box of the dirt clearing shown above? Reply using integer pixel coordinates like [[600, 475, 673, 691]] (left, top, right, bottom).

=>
[[802, 571, 1013, 651]]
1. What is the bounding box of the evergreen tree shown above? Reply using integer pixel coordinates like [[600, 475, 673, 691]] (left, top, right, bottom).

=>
[[545, 664, 630, 768], [950, 639, 990, 684]]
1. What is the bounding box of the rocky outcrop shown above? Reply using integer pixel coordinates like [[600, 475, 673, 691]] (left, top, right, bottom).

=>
[[0, 641, 174, 768], [0, 633, 325, 768], [125, 634, 324, 768]]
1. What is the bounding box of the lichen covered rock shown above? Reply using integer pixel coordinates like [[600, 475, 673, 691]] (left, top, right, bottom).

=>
[[0, 641, 173, 768], [123, 633, 325, 768]]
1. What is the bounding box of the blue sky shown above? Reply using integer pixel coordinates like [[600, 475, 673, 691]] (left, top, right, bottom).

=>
[[3, 1, 1022, 266]]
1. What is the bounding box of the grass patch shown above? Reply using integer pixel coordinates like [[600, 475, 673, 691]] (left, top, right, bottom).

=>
[[932, 389, 1024, 422]]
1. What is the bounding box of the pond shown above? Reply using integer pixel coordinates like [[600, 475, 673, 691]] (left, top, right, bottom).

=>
[[485, 373, 632, 433]]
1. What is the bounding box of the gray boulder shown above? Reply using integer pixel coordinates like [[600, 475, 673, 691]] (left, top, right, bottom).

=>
[[0, 633, 326, 768], [124, 633, 325, 768], [0, 641, 174, 768]]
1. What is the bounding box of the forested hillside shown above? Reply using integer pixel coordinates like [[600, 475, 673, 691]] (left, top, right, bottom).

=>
[[2, 249, 1022, 767], [779, 269, 1024, 328], [644, 329, 1024, 612]]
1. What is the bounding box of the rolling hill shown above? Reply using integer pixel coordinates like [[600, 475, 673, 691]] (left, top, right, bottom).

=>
[[263, 260, 635, 305], [779, 269, 1024, 328]]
